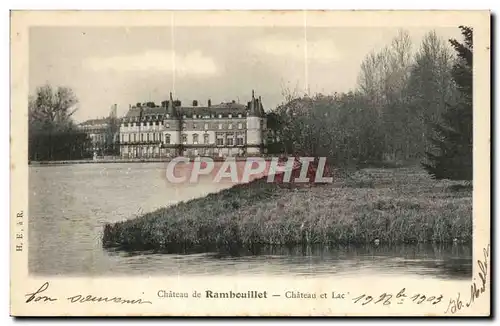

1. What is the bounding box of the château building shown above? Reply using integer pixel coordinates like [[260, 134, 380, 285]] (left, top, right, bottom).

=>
[[119, 91, 267, 158], [78, 104, 119, 156]]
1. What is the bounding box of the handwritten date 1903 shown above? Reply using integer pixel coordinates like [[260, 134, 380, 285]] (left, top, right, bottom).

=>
[[353, 288, 443, 306]]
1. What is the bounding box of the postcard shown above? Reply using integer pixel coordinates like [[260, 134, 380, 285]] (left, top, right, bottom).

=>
[[10, 10, 490, 316]]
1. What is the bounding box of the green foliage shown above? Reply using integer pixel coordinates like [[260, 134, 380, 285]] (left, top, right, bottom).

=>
[[28, 84, 91, 161], [422, 26, 473, 180], [268, 92, 384, 166], [266, 26, 473, 175]]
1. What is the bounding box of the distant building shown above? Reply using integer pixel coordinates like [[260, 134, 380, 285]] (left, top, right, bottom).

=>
[[78, 104, 119, 156], [119, 91, 267, 158]]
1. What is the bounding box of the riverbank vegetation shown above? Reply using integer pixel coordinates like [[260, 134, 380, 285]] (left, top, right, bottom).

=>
[[102, 167, 472, 251], [266, 27, 473, 181], [102, 26, 474, 251]]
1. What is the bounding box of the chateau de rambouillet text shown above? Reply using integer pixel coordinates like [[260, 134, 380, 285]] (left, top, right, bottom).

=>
[[157, 290, 337, 299]]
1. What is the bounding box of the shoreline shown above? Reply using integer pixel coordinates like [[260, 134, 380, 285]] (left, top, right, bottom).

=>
[[102, 166, 472, 251], [29, 156, 274, 165]]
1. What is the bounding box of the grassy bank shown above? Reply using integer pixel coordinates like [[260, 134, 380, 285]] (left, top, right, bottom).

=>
[[102, 167, 472, 251]]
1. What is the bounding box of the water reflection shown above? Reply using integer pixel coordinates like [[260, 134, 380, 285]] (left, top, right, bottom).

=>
[[105, 243, 472, 279]]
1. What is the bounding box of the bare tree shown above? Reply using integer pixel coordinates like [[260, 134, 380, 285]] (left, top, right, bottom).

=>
[[29, 84, 79, 131]]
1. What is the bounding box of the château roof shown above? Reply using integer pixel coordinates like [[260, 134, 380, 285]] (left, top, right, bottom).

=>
[[123, 102, 248, 120], [125, 106, 165, 118], [79, 117, 110, 127], [121, 92, 265, 121], [181, 102, 247, 116]]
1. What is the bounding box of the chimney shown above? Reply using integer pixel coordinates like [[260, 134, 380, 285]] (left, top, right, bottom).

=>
[[193, 100, 198, 106], [208, 99, 212, 107]]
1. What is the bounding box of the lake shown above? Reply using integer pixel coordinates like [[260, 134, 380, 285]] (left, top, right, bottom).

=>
[[28, 163, 472, 279]]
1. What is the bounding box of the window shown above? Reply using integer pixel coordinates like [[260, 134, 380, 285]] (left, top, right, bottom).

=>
[[133, 134, 137, 142], [218, 124, 223, 130], [218, 114, 222, 118], [166, 123, 170, 128], [193, 123, 197, 129], [204, 134, 209, 144], [226, 133, 234, 146], [238, 114, 242, 118], [183, 115, 186, 119], [204, 123, 209, 130], [147, 133, 150, 142], [228, 124, 233, 130], [236, 134, 244, 145], [121, 134, 124, 142], [160, 133, 163, 143], [165, 134, 170, 144], [216, 133, 224, 146], [141, 133, 144, 142], [183, 123, 187, 129], [182, 134, 187, 144], [193, 134, 199, 144], [155, 121, 159, 126], [228, 114, 232, 118], [193, 114, 197, 119], [166, 114, 170, 119], [238, 123, 243, 129]]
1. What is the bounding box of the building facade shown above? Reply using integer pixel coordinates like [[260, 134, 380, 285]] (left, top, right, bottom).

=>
[[119, 91, 267, 159], [77, 118, 111, 155], [78, 104, 119, 156]]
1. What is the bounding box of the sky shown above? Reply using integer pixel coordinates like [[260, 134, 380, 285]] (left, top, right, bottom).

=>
[[29, 25, 462, 122]]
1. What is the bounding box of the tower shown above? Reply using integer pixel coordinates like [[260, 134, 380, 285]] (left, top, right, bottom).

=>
[[246, 90, 262, 155], [164, 92, 181, 156], [109, 103, 117, 119]]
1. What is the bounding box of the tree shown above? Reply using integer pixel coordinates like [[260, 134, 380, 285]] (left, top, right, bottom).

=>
[[271, 89, 384, 167], [357, 30, 414, 160], [406, 31, 456, 159], [29, 84, 78, 129], [28, 84, 91, 161], [422, 26, 473, 180]]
